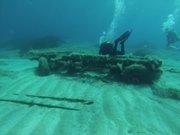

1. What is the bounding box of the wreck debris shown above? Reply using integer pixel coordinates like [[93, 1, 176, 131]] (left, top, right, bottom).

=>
[[29, 50, 163, 84]]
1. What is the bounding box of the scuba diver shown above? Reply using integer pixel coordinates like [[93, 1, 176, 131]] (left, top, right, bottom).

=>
[[99, 30, 132, 55], [165, 28, 180, 50]]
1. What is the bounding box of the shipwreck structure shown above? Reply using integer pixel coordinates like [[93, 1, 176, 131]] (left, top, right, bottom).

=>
[[29, 50, 163, 84]]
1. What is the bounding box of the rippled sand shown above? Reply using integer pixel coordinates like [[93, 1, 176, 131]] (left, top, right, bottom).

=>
[[0, 48, 180, 135]]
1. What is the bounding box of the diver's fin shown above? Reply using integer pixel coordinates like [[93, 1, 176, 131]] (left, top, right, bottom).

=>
[[115, 30, 132, 45]]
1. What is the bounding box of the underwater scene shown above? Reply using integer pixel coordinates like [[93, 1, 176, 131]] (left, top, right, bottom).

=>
[[0, 0, 180, 135]]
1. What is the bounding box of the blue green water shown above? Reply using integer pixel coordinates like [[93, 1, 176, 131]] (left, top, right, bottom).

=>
[[0, 1, 180, 135], [0, 0, 180, 47]]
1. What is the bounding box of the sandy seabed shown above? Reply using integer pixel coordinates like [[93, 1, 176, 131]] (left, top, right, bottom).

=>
[[0, 43, 180, 135]]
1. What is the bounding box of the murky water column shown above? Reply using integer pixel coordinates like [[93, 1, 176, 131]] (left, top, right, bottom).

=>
[[162, 0, 180, 31], [99, 0, 125, 44]]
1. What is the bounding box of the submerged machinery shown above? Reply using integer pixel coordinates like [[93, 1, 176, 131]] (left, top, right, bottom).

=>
[[29, 50, 163, 84]]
